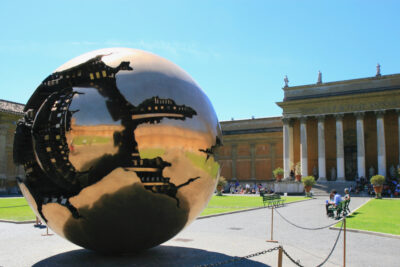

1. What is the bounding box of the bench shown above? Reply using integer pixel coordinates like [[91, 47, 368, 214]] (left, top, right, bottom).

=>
[[262, 193, 285, 207], [328, 199, 350, 219]]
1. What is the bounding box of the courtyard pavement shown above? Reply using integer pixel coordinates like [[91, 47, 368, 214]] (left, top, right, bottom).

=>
[[0, 196, 398, 266]]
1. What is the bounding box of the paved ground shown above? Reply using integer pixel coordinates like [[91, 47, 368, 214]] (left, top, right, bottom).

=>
[[1, 196, 399, 266]]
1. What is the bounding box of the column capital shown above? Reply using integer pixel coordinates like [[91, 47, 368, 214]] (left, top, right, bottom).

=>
[[354, 111, 365, 119], [375, 110, 386, 118], [299, 116, 307, 124], [316, 115, 325, 122], [282, 117, 291, 124], [334, 113, 344, 120]]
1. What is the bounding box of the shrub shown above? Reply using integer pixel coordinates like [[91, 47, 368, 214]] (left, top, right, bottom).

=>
[[217, 176, 227, 187], [301, 176, 316, 187], [273, 167, 284, 177], [370, 175, 385, 186]]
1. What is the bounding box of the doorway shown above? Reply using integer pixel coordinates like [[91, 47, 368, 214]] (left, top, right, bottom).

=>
[[344, 146, 357, 180]]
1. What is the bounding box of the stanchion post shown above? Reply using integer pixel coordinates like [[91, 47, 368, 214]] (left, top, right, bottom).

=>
[[267, 206, 278, 243], [42, 226, 53, 236], [343, 217, 346, 267], [278, 246, 283, 267]]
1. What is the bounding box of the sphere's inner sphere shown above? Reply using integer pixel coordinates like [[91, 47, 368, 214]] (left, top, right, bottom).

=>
[[14, 49, 221, 253]]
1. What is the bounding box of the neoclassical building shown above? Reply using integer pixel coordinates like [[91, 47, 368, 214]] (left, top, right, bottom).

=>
[[217, 71, 400, 183], [0, 99, 25, 193], [276, 72, 400, 181]]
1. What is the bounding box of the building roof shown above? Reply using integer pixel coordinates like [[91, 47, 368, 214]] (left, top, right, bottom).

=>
[[282, 73, 400, 102], [0, 99, 25, 115], [220, 117, 282, 135]]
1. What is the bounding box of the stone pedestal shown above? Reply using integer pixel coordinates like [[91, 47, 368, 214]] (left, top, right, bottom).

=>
[[274, 182, 304, 193]]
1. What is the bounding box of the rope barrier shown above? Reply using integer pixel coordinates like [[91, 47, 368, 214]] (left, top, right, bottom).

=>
[[274, 208, 341, 230]]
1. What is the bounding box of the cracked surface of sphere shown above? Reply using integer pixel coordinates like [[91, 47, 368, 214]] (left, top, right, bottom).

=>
[[13, 48, 221, 253]]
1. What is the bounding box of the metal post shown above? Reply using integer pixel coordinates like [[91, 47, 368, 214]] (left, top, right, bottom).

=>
[[267, 206, 278, 243], [42, 226, 53, 236], [343, 217, 346, 267], [278, 246, 283, 267]]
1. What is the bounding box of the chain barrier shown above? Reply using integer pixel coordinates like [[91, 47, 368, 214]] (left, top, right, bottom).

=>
[[198, 207, 346, 266], [196, 246, 280, 267], [281, 247, 305, 267], [277, 217, 345, 267], [274, 208, 340, 230], [315, 219, 344, 267]]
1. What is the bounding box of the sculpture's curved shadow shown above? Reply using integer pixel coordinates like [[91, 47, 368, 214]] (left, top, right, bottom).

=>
[[32, 245, 271, 267]]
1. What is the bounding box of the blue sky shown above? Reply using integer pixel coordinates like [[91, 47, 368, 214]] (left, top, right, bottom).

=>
[[1, 0, 400, 121]]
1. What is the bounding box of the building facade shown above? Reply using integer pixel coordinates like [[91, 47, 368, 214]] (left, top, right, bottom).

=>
[[0, 100, 25, 193], [216, 117, 283, 181], [218, 72, 400, 183], [277, 73, 400, 182]]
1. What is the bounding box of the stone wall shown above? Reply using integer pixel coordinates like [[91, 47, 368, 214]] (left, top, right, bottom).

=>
[[0, 111, 24, 193]]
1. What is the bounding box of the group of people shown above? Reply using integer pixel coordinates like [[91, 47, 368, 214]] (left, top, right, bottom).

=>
[[226, 182, 274, 195], [325, 188, 350, 218], [355, 176, 400, 197]]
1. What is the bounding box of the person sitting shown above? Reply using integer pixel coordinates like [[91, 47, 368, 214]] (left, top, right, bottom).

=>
[[326, 191, 335, 217], [327, 189, 342, 218], [328, 189, 342, 207]]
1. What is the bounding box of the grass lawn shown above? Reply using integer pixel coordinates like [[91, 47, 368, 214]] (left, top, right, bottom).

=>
[[0, 198, 35, 221], [334, 198, 400, 235], [200, 195, 309, 216], [1, 195, 310, 221]]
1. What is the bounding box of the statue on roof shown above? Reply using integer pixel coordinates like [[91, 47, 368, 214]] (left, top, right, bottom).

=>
[[376, 63, 381, 77], [284, 75, 289, 87], [317, 71, 322, 84]]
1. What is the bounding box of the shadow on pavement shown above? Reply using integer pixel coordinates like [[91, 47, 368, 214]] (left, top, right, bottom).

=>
[[32, 245, 271, 266]]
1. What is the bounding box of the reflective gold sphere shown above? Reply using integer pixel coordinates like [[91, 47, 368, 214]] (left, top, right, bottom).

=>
[[14, 48, 221, 253]]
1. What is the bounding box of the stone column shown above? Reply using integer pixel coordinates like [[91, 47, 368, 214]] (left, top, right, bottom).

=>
[[231, 144, 237, 179], [0, 124, 9, 185], [250, 143, 256, 179], [397, 109, 400, 165], [289, 120, 294, 170], [317, 116, 326, 181], [283, 118, 291, 178], [376, 110, 386, 177], [355, 112, 366, 178], [335, 114, 345, 181], [300, 117, 308, 176], [270, 143, 276, 179]]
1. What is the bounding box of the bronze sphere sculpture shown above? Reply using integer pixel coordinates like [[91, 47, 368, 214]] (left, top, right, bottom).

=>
[[14, 48, 221, 253]]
